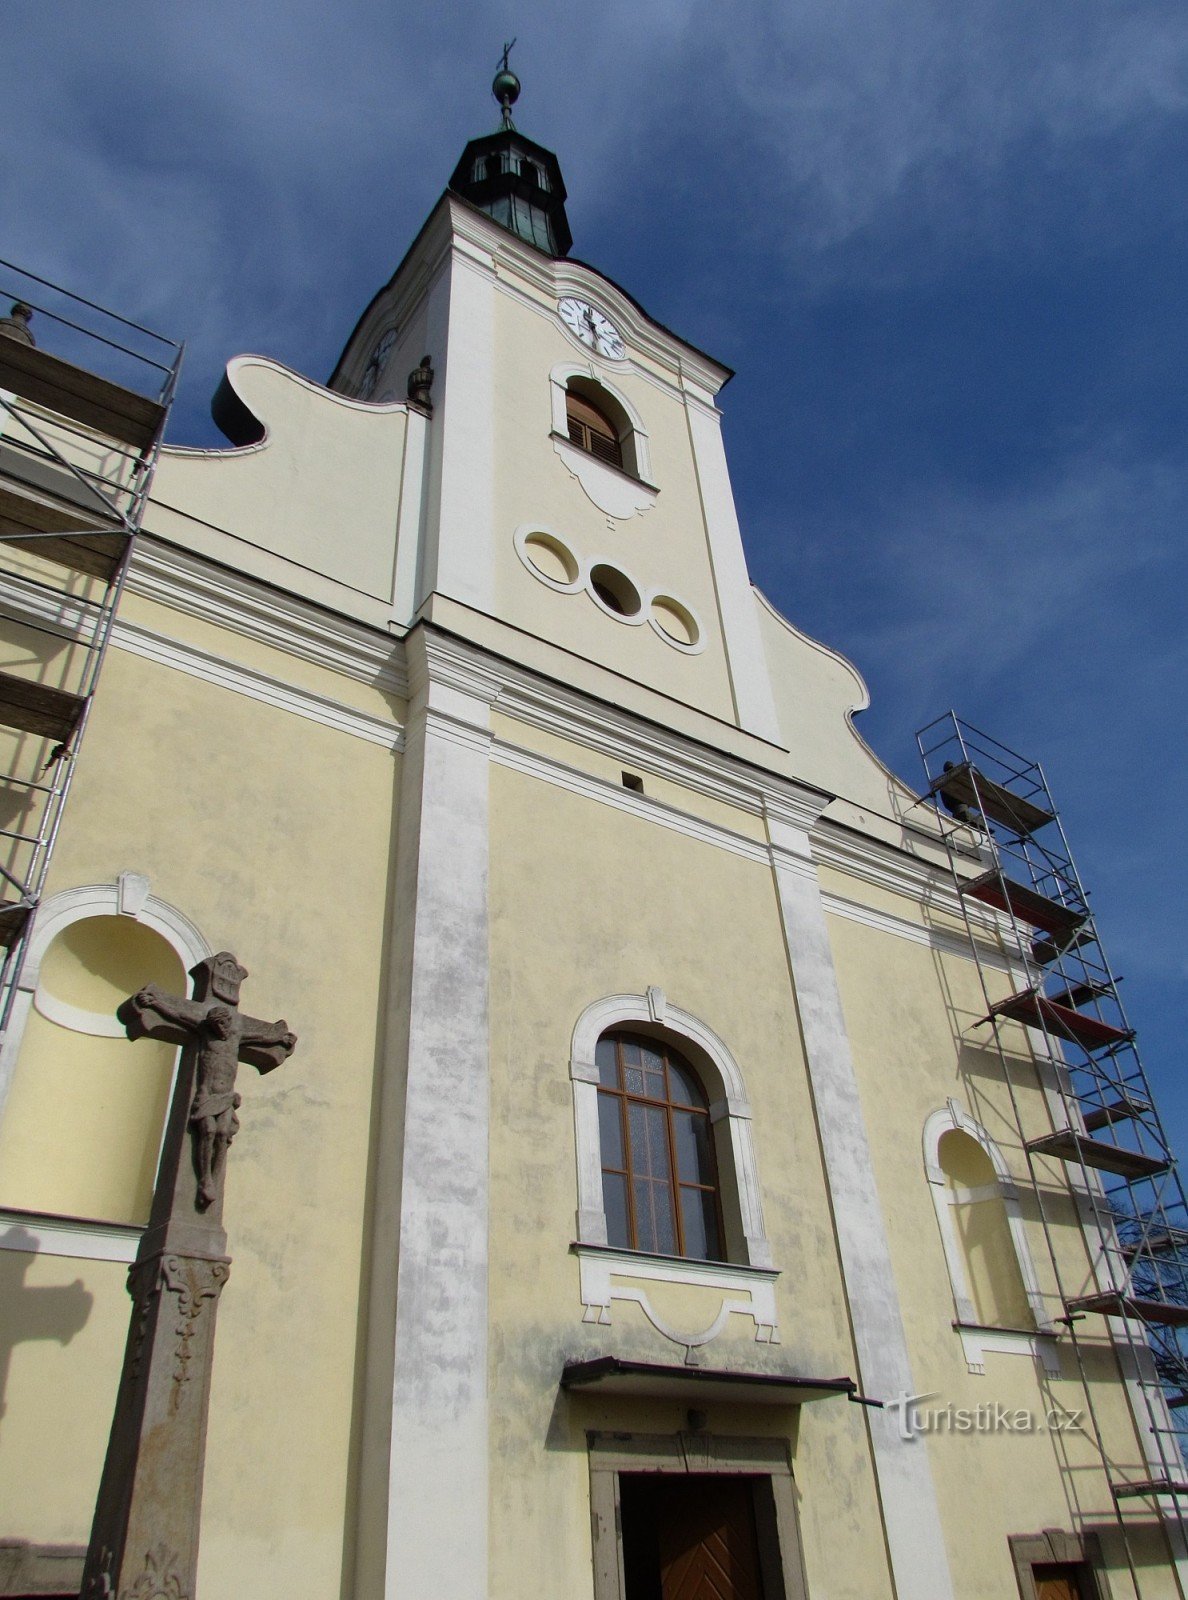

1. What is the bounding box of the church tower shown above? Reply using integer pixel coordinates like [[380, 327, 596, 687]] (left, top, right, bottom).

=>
[[0, 62, 1184, 1600]]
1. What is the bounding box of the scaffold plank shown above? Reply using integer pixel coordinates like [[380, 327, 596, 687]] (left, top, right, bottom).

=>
[[0, 340, 164, 452], [990, 989, 1133, 1050], [1083, 1098, 1149, 1132], [930, 760, 1054, 836], [1068, 1293, 1188, 1328], [961, 871, 1086, 941], [1027, 1129, 1169, 1180], [1113, 1478, 1188, 1498], [0, 673, 85, 741], [0, 900, 32, 948], [2, 528, 130, 581]]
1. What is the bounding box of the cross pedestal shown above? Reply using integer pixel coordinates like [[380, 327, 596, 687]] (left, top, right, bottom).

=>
[[81, 953, 295, 1600]]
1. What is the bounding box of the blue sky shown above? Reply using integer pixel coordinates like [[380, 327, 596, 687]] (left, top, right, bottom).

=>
[[3, 1, 1186, 1144]]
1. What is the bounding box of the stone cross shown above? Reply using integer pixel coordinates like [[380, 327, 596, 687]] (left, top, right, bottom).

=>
[[80, 952, 295, 1600]]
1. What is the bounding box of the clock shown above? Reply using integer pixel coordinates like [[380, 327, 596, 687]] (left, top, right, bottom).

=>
[[359, 328, 397, 399], [558, 297, 625, 360]]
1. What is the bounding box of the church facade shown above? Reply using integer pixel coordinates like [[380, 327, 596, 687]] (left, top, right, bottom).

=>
[[0, 77, 1184, 1600]]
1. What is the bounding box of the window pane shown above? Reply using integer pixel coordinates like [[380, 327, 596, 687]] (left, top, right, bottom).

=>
[[620, 1038, 645, 1095], [680, 1187, 721, 1261], [667, 1059, 701, 1108], [598, 1091, 624, 1170], [602, 1172, 630, 1249], [672, 1108, 713, 1184], [595, 1036, 619, 1087], [641, 1042, 665, 1098], [634, 1177, 676, 1255]]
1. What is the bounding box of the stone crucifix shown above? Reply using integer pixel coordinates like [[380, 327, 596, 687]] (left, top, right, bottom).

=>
[[81, 952, 295, 1600]]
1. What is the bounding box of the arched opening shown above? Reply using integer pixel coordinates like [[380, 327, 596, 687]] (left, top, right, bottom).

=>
[[565, 382, 624, 471], [595, 1029, 723, 1260], [570, 994, 772, 1269], [0, 911, 188, 1226], [938, 1128, 1035, 1328]]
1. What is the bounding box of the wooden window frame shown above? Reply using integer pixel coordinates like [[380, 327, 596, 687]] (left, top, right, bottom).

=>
[[565, 388, 624, 470], [597, 1030, 725, 1262]]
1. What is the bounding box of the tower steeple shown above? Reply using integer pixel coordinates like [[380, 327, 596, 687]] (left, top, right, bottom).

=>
[[448, 49, 572, 257]]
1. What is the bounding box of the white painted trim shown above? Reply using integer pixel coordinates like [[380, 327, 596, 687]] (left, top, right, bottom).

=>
[[115, 619, 403, 748], [423, 246, 495, 614], [0, 1209, 140, 1263], [389, 403, 429, 627], [569, 993, 772, 1269], [0, 569, 405, 750], [573, 1245, 779, 1356], [957, 1324, 1062, 1378], [512, 522, 584, 594], [550, 433, 658, 521], [646, 590, 706, 655], [683, 398, 783, 743], [356, 631, 492, 1600], [765, 806, 955, 1600], [128, 540, 407, 695], [923, 1104, 1051, 1337]]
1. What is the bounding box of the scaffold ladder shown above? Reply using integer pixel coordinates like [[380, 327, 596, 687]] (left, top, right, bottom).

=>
[[918, 711, 1188, 1590], [0, 260, 181, 1057]]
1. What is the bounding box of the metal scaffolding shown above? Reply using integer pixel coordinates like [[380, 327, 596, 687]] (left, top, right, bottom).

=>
[[0, 259, 181, 1050], [918, 711, 1188, 1587]]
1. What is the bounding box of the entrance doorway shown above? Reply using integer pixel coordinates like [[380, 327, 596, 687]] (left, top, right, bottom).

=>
[[619, 1474, 769, 1600]]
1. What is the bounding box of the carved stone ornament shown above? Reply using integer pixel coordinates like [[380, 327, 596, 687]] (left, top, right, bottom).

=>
[[124, 1542, 190, 1600]]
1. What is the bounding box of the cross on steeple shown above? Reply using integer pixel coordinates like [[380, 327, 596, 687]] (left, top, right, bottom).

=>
[[493, 38, 520, 130]]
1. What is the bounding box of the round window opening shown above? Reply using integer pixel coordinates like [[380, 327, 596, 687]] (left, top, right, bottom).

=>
[[523, 531, 579, 586], [589, 563, 641, 619], [651, 596, 699, 647]]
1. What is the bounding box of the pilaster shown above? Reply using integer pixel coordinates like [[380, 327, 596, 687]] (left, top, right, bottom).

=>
[[355, 627, 496, 1600], [765, 804, 955, 1600]]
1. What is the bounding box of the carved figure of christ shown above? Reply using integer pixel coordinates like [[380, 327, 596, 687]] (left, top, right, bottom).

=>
[[118, 953, 295, 1214]]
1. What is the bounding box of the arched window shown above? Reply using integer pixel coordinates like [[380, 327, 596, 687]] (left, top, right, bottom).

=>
[[938, 1129, 1034, 1328], [596, 1030, 722, 1260], [565, 385, 623, 470], [0, 877, 211, 1229], [923, 1105, 1048, 1343], [570, 992, 772, 1270]]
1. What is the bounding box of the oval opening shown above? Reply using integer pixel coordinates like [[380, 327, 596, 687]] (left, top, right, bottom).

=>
[[651, 597, 699, 647], [589, 563, 641, 618], [523, 531, 579, 586]]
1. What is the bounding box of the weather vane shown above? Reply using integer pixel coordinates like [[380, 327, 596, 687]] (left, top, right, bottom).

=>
[[493, 38, 520, 130]]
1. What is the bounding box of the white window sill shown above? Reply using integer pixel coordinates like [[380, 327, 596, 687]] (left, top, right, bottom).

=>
[[954, 1320, 1061, 1376], [0, 1206, 142, 1262], [573, 1242, 780, 1356]]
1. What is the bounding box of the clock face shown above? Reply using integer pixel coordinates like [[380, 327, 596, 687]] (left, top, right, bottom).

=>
[[558, 297, 625, 360], [359, 328, 397, 399]]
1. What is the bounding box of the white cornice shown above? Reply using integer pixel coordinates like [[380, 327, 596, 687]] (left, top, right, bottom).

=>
[[128, 539, 407, 694], [0, 568, 403, 750]]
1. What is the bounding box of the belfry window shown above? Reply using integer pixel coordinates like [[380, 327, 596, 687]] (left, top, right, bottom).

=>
[[596, 1030, 722, 1260], [566, 387, 624, 470]]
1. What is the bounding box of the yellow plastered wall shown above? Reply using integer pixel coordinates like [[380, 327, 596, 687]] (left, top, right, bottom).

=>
[[0, 916, 184, 1224], [939, 1129, 1034, 1329], [485, 762, 892, 1600], [0, 1247, 129, 1544], [825, 904, 1162, 1598], [0, 625, 401, 1597]]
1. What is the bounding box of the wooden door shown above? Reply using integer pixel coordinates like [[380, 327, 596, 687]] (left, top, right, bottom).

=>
[[1033, 1565, 1089, 1600], [620, 1474, 766, 1600]]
